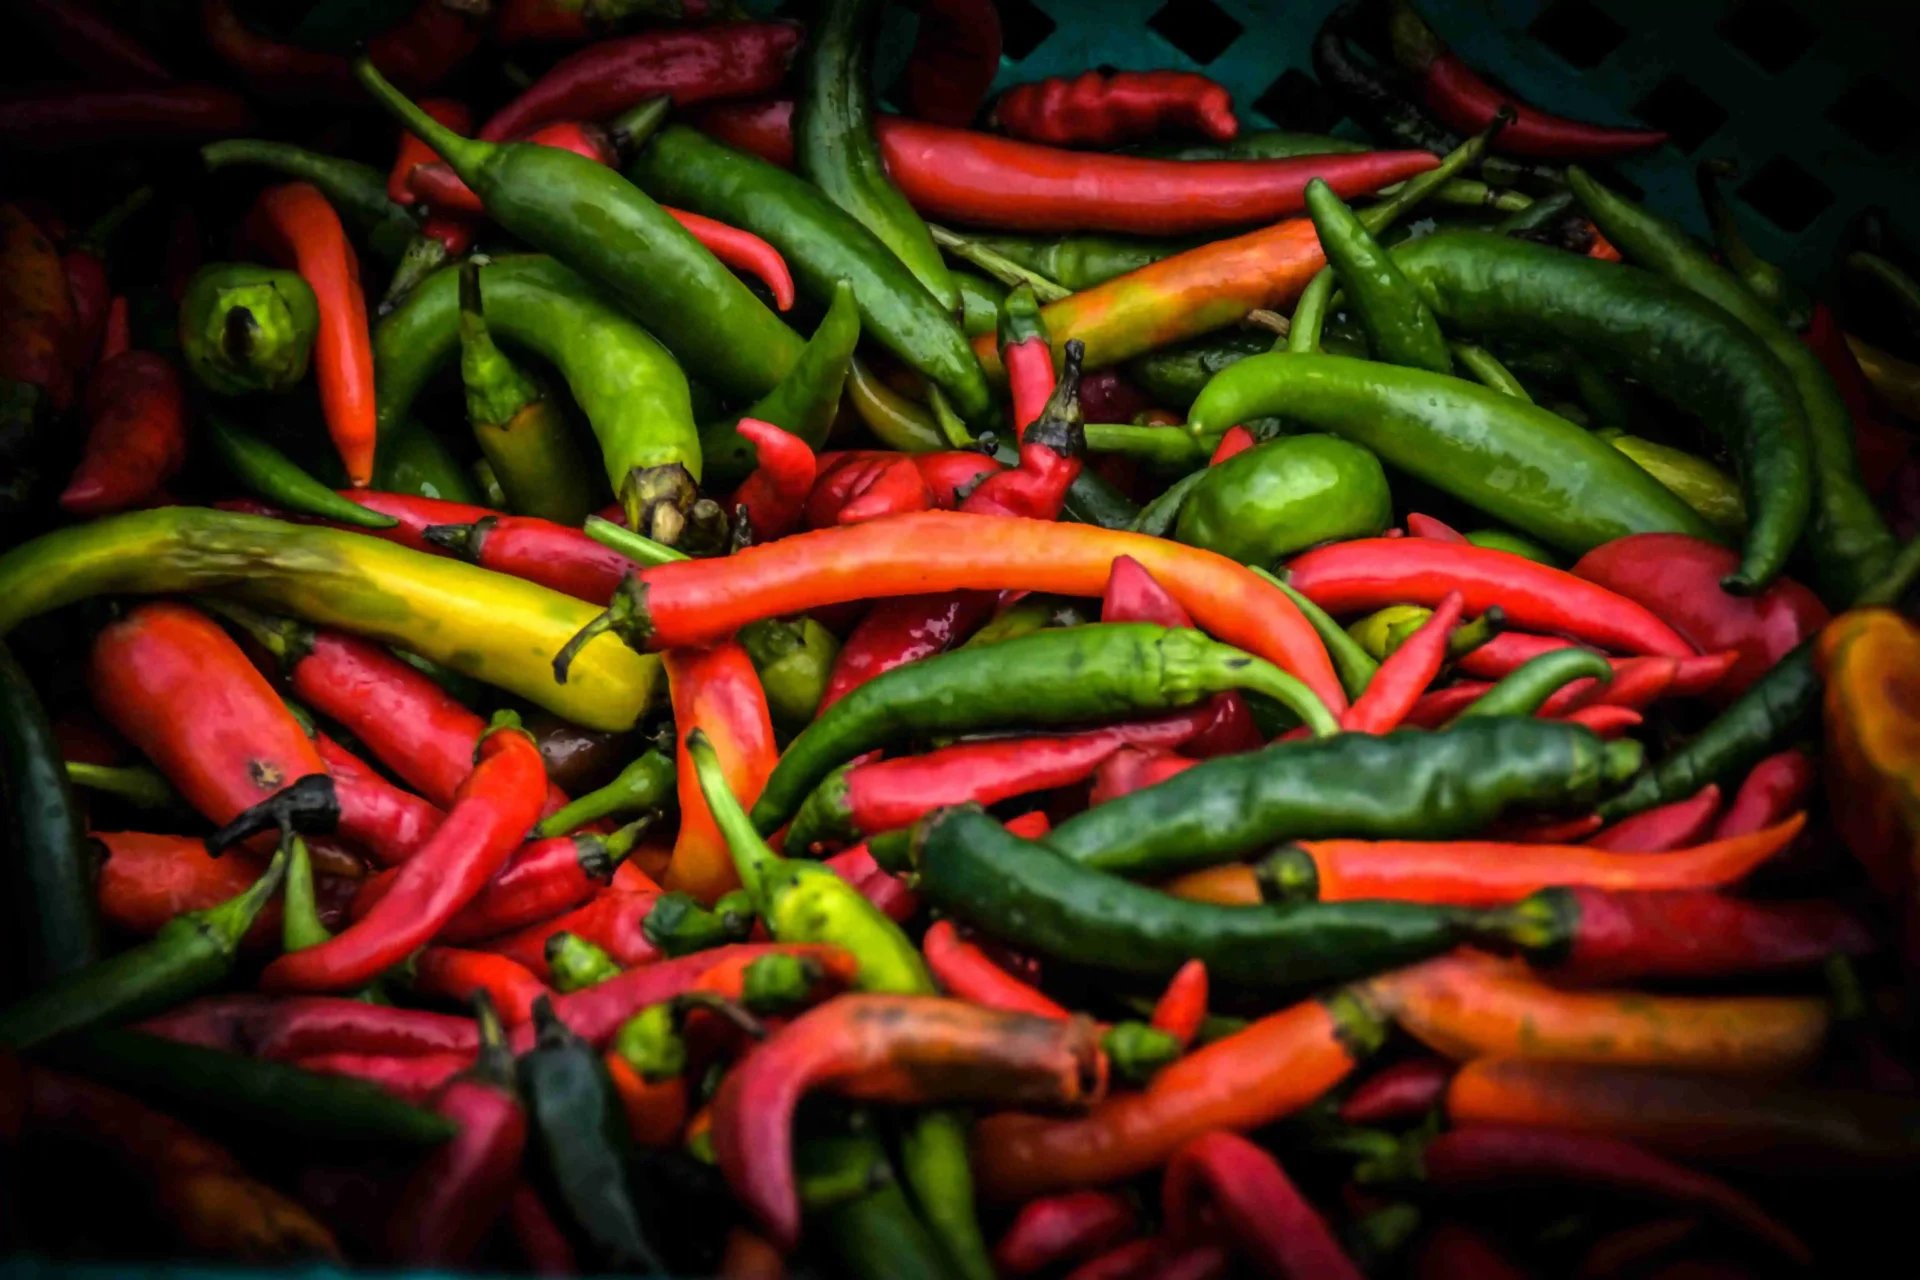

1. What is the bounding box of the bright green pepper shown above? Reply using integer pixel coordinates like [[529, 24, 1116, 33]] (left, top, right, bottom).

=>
[[203, 413, 401, 530], [178, 263, 318, 397], [547, 932, 623, 993], [700, 279, 861, 486], [955, 270, 1005, 339], [533, 749, 675, 840], [1306, 179, 1451, 374], [1289, 267, 1338, 354], [1175, 433, 1392, 567], [740, 617, 840, 737], [1452, 649, 1614, 721]]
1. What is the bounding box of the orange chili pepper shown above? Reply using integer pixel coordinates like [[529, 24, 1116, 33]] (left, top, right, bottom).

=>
[[246, 183, 376, 486], [605, 1050, 689, 1148], [664, 642, 777, 904]]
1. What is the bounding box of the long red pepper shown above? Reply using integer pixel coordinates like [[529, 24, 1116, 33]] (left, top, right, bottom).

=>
[[912, 449, 1004, 507], [388, 99, 471, 204], [995, 1191, 1137, 1278], [903, 0, 1003, 125], [1585, 785, 1721, 852], [386, 996, 526, 1265], [19, 0, 172, 81], [1541, 887, 1875, 985], [1343, 591, 1463, 733], [261, 718, 546, 991], [1406, 511, 1468, 543], [1065, 1237, 1231, 1280], [1100, 559, 1264, 758], [0, 83, 254, 150], [729, 419, 816, 541], [59, 349, 187, 515], [1148, 960, 1209, 1049], [1458, 632, 1737, 699], [424, 513, 635, 604], [1162, 1130, 1364, 1280], [480, 22, 804, 141], [142, 993, 480, 1060], [246, 184, 377, 486], [1714, 749, 1813, 839], [994, 70, 1238, 148], [714, 994, 1106, 1249], [1535, 654, 1679, 715], [93, 831, 297, 945], [807, 453, 936, 527], [1554, 704, 1641, 738], [597, 511, 1348, 713], [294, 1051, 471, 1104], [663, 642, 777, 903], [477, 888, 662, 976], [1420, 1126, 1808, 1262], [60, 188, 150, 372], [924, 920, 1072, 1019], [313, 733, 443, 867], [1339, 1056, 1453, 1125], [416, 827, 633, 944], [410, 948, 550, 1026], [1288, 538, 1696, 658], [817, 591, 992, 709], [1000, 285, 1058, 434]]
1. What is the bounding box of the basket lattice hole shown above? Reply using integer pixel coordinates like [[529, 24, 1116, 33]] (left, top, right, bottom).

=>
[[1632, 75, 1728, 154], [1825, 74, 1917, 156], [1147, 0, 1244, 66], [1716, 0, 1817, 75], [1527, 0, 1630, 70], [1739, 155, 1835, 233], [999, 0, 1057, 62], [1255, 68, 1343, 133]]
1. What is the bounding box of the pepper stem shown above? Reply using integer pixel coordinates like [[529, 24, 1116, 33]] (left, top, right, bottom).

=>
[[469, 991, 516, 1090], [200, 844, 290, 953], [608, 95, 672, 159], [621, 462, 699, 547], [1254, 845, 1318, 903], [1225, 649, 1343, 738], [202, 774, 340, 858], [282, 836, 333, 952], [422, 519, 489, 561], [685, 729, 781, 911], [552, 574, 652, 683], [352, 56, 489, 180], [195, 597, 313, 669], [583, 514, 691, 567], [1359, 107, 1515, 234]]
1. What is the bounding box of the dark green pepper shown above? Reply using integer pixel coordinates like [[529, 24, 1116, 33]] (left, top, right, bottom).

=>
[[955, 270, 1006, 339], [964, 232, 1192, 292], [700, 279, 862, 486], [1453, 649, 1615, 721], [807, 1132, 961, 1280], [178, 263, 318, 397], [1306, 179, 1451, 374], [374, 417, 482, 505], [202, 413, 402, 531], [1124, 330, 1274, 411], [1175, 433, 1392, 566]]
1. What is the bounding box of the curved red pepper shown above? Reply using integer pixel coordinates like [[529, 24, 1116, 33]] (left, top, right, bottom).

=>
[[1162, 1130, 1363, 1279], [924, 920, 1072, 1019], [433, 830, 626, 945], [1713, 749, 1813, 840], [903, 0, 1003, 125], [729, 419, 816, 541], [818, 591, 995, 709], [692, 98, 797, 167], [911, 450, 1004, 507], [425, 513, 634, 604], [261, 721, 547, 992], [1207, 424, 1257, 465], [993, 70, 1237, 149], [477, 888, 662, 976], [1339, 1055, 1454, 1125], [1555, 704, 1642, 737], [410, 948, 550, 1027], [1407, 511, 1469, 543], [59, 350, 187, 516], [968, 342, 1085, 519], [1547, 887, 1875, 985], [833, 456, 937, 526], [313, 732, 445, 867], [1148, 960, 1209, 1050], [663, 642, 777, 904], [1342, 591, 1463, 734], [1458, 632, 1738, 700], [506, 1179, 578, 1275], [995, 1190, 1137, 1278], [1289, 538, 1696, 658], [664, 210, 796, 312], [19, 0, 172, 81], [1585, 785, 1721, 853]]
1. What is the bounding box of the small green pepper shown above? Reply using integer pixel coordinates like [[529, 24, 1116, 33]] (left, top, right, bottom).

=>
[[533, 748, 675, 839], [1174, 434, 1393, 567], [178, 263, 319, 397], [1452, 648, 1614, 722], [203, 413, 402, 530], [740, 617, 840, 737], [1306, 179, 1451, 374]]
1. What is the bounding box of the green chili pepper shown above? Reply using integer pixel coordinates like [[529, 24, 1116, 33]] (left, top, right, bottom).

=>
[[1568, 168, 1892, 605], [1701, 161, 1812, 331], [1453, 649, 1614, 721], [375, 418, 482, 505], [200, 139, 418, 265], [1390, 230, 1811, 591], [43, 1026, 456, 1146], [1256, 569, 1379, 700], [375, 255, 697, 540], [755, 624, 1342, 835], [702, 280, 861, 486], [1493, 189, 1575, 237], [533, 748, 675, 839], [547, 932, 623, 993], [908, 804, 1503, 989], [1307, 179, 1451, 374], [929, 225, 1069, 301], [520, 996, 666, 1271], [1448, 342, 1530, 399], [808, 1133, 961, 1280], [961, 232, 1191, 293], [643, 889, 754, 960], [741, 617, 840, 737], [1137, 131, 1371, 161], [1082, 423, 1207, 467], [1125, 331, 1276, 411], [0, 847, 285, 1050], [1101, 1022, 1183, 1085], [1289, 266, 1339, 354], [65, 761, 176, 810], [1189, 353, 1717, 556], [1596, 429, 1747, 538], [1048, 718, 1640, 879], [630, 126, 992, 425], [1128, 469, 1209, 538], [1055, 460, 1141, 530], [1175, 434, 1393, 566], [1347, 605, 1436, 662], [797, 0, 958, 313], [1463, 529, 1561, 565], [735, 951, 825, 1016], [178, 263, 319, 397], [0, 642, 99, 989], [354, 59, 802, 407], [957, 596, 1086, 652], [203, 413, 401, 530], [282, 835, 332, 953], [954, 270, 1005, 338], [457, 261, 595, 526]]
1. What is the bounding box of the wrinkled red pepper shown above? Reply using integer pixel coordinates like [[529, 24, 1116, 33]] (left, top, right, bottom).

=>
[[59, 349, 186, 515], [729, 419, 817, 541], [993, 70, 1237, 148]]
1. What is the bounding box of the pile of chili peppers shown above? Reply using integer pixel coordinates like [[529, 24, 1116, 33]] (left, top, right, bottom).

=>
[[4, 0, 1920, 1275]]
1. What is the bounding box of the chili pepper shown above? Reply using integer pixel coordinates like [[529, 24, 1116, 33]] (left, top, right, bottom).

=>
[[279, 832, 338, 957], [517, 997, 666, 1271], [999, 284, 1057, 433], [1714, 749, 1812, 840], [245, 184, 376, 487], [0, 642, 99, 987], [389, 98, 471, 205], [1697, 160, 1811, 330], [437, 825, 644, 945], [503, 1179, 578, 1276], [202, 0, 478, 101], [202, 416, 394, 533], [1341, 1056, 1453, 1125], [67, 760, 176, 811], [1, 201, 76, 428], [1147, 960, 1210, 1052], [1568, 171, 1889, 602], [260, 715, 545, 992], [1594, 431, 1748, 539], [92, 831, 303, 944], [824, 455, 936, 525], [0, 845, 285, 1050], [1256, 815, 1802, 908], [59, 188, 150, 372], [726, 419, 816, 541], [142, 991, 476, 1061], [1587, 786, 1721, 852], [178, 263, 318, 399], [890, 0, 1000, 125], [706, 286, 861, 490], [1799, 306, 1911, 492], [605, 1049, 688, 1149], [408, 120, 616, 210], [200, 139, 420, 266], [1052, 715, 1636, 878], [1308, 177, 1453, 373], [0, 81, 253, 151], [1162, 1130, 1363, 1279], [19, 0, 171, 80], [1454, 648, 1617, 721], [924, 920, 1070, 1018], [297, 1049, 473, 1104], [714, 994, 1104, 1249], [428, 512, 646, 603], [659, 643, 776, 904], [547, 932, 624, 993], [739, 617, 839, 735], [1341, 593, 1463, 733], [411, 948, 549, 1026], [535, 749, 675, 839], [19, 1064, 341, 1260], [1178, 430, 1399, 566], [993, 70, 1236, 148], [995, 1191, 1136, 1277], [1368, 951, 1829, 1074], [961, 341, 1089, 519]]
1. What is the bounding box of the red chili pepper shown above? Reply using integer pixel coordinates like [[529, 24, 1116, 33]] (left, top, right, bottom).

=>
[[1572, 533, 1827, 697], [387, 996, 526, 1266], [1713, 749, 1813, 840], [902, 0, 1003, 126], [714, 994, 1106, 1249], [58, 350, 187, 516], [1555, 704, 1642, 737], [1289, 538, 1696, 658], [1489, 813, 1606, 844], [410, 948, 550, 1026], [1339, 1055, 1453, 1124], [295, 1051, 471, 1104], [1162, 1130, 1364, 1279], [480, 22, 804, 142], [966, 341, 1087, 519], [506, 1178, 578, 1276], [1101, 554, 1191, 629], [1207, 424, 1256, 464], [995, 1190, 1137, 1278], [911, 449, 1004, 507], [924, 920, 1073, 1019], [1388, 3, 1666, 157], [88, 602, 330, 834], [142, 993, 481, 1060], [19, 0, 172, 81], [267, 490, 495, 553], [261, 718, 547, 992], [313, 732, 445, 867], [385, 827, 633, 945], [246, 184, 377, 487], [423, 513, 634, 604], [694, 98, 799, 167], [478, 888, 661, 976], [1536, 654, 1681, 717], [1000, 286, 1059, 434], [1457, 633, 1738, 699], [1419, 1125, 1808, 1263], [0, 82, 253, 151], [388, 99, 472, 205], [1089, 746, 1196, 806], [1540, 886, 1875, 985], [60, 191, 148, 372], [663, 642, 777, 903], [605, 1049, 689, 1149], [729, 419, 817, 541], [1064, 1237, 1232, 1280], [1586, 785, 1721, 853], [817, 592, 994, 710], [94, 831, 299, 945], [993, 70, 1237, 149], [1802, 302, 1911, 493], [831, 455, 936, 526], [200, 0, 477, 104], [1406, 511, 1468, 543], [851, 863, 921, 924], [421, 210, 476, 256], [1148, 960, 1208, 1050], [667, 209, 796, 312], [1343, 591, 1463, 733], [1414, 1222, 1528, 1280]]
